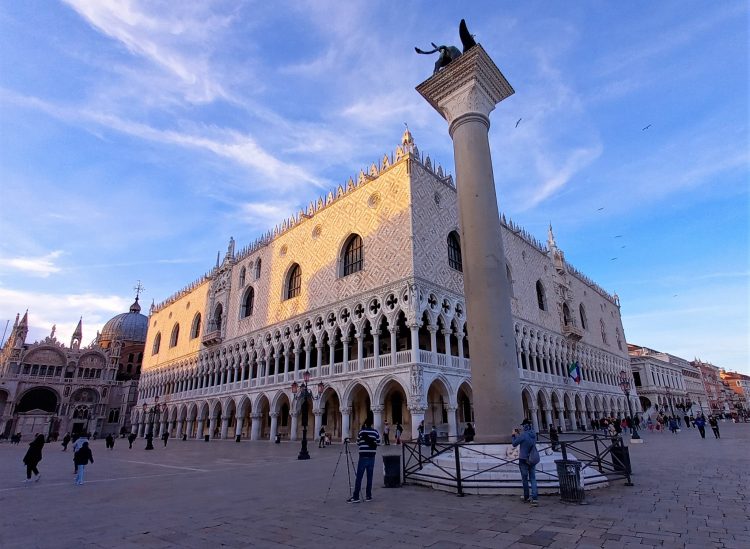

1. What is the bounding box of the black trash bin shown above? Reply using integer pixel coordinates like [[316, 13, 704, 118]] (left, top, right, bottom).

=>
[[204, 434, 210, 442], [275, 434, 281, 444], [383, 455, 401, 487], [555, 459, 585, 504], [611, 445, 631, 474]]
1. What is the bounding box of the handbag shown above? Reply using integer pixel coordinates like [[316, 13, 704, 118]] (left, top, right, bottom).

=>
[[528, 445, 541, 466]]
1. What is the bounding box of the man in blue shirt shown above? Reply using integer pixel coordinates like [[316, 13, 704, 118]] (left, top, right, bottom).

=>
[[347, 419, 381, 503], [511, 419, 539, 506]]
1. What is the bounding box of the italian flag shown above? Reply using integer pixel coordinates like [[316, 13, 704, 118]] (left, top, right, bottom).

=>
[[568, 361, 581, 384]]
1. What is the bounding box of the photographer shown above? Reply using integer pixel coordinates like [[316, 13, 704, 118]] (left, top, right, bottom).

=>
[[511, 419, 539, 506], [346, 419, 381, 503]]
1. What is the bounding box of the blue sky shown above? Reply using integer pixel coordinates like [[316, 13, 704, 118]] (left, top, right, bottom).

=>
[[0, 1, 747, 373]]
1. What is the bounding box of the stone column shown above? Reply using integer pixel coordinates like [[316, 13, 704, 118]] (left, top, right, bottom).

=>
[[530, 406, 540, 432], [417, 45, 522, 442], [208, 416, 217, 439], [289, 412, 299, 441], [373, 331, 380, 366], [356, 333, 364, 371], [131, 422, 138, 435], [447, 406, 458, 441], [269, 412, 279, 441], [410, 325, 419, 363], [137, 422, 145, 437], [390, 329, 398, 366], [372, 405, 384, 435], [250, 413, 262, 441], [316, 344, 323, 370], [442, 329, 452, 359], [313, 410, 323, 440], [196, 417, 205, 439], [293, 349, 300, 375], [410, 408, 426, 441], [328, 340, 335, 370], [235, 416, 244, 438], [557, 409, 565, 430], [342, 338, 350, 371], [305, 345, 311, 372], [176, 419, 184, 439], [341, 407, 351, 442], [220, 417, 230, 439], [186, 419, 194, 438]]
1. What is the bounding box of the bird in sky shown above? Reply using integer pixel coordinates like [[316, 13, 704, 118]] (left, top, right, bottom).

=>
[[673, 294, 678, 297], [515, 118, 522, 128], [610, 257, 618, 261], [621, 245, 627, 249], [615, 235, 623, 238], [642, 124, 652, 131], [597, 207, 605, 211]]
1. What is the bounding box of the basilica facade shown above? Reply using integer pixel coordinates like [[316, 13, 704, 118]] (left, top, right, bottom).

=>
[[134, 130, 637, 443], [0, 298, 147, 439]]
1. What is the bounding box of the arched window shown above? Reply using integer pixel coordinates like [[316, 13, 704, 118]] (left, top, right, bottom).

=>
[[212, 303, 223, 332], [342, 234, 363, 276], [447, 231, 462, 271], [241, 287, 255, 318], [255, 259, 262, 279], [286, 264, 301, 299], [562, 303, 571, 326], [169, 323, 180, 347], [190, 313, 201, 339], [536, 280, 547, 311], [239, 267, 246, 287], [152, 332, 161, 355], [579, 303, 588, 330]]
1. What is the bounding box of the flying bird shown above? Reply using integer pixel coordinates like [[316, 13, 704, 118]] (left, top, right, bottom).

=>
[[621, 245, 627, 249], [610, 257, 618, 261], [597, 207, 605, 211], [642, 124, 652, 131], [614, 235, 623, 238], [515, 118, 522, 128], [673, 294, 678, 297]]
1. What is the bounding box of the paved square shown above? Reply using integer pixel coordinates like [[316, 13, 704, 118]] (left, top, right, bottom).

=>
[[1, 423, 748, 548]]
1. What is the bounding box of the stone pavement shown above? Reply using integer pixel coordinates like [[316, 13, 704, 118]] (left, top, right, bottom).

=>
[[0, 422, 747, 549]]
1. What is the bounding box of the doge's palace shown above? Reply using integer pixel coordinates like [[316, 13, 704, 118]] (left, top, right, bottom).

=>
[[134, 129, 637, 443]]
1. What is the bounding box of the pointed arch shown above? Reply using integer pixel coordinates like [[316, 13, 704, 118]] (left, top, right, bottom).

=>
[[447, 230, 463, 272], [341, 233, 364, 276], [285, 263, 301, 300], [152, 332, 161, 355], [190, 313, 202, 339], [536, 280, 547, 311], [169, 323, 180, 348], [240, 286, 255, 318]]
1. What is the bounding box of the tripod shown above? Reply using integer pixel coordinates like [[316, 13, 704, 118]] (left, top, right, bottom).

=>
[[323, 438, 357, 503]]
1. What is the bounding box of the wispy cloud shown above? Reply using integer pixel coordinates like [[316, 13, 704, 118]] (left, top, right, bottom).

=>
[[0, 250, 64, 277]]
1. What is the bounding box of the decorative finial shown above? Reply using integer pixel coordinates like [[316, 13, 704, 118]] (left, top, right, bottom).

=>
[[50, 324, 56, 339], [134, 280, 146, 300]]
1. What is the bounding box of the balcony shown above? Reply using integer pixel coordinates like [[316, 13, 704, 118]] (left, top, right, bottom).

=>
[[202, 330, 222, 346], [562, 322, 583, 340]]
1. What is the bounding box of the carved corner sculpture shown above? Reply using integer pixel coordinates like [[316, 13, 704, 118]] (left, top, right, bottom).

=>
[[415, 19, 477, 74]]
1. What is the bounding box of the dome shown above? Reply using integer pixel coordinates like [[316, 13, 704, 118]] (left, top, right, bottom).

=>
[[99, 297, 148, 344]]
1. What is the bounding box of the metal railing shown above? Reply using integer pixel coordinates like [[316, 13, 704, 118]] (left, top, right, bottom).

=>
[[401, 432, 634, 497]]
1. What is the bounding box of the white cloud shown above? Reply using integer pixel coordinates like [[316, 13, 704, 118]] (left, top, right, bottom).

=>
[[0, 287, 130, 347], [238, 201, 300, 231], [0, 251, 64, 277]]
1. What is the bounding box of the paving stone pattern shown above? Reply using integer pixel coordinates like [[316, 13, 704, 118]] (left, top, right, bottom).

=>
[[0, 422, 748, 548]]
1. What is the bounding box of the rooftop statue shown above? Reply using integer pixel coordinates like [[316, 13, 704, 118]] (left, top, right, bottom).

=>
[[415, 19, 477, 74]]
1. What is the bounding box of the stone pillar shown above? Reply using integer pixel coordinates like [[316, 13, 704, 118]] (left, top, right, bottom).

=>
[[328, 341, 335, 369], [176, 419, 184, 439], [158, 419, 167, 438], [137, 422, 145, 437], [410, 408, 426, 441], [373, 332, 380, 366], [269, 412, 279, 441], [131, 422, 138, 435], [341, 407, 351, 442], [250, 413, 262, 441], [457, 334, 465, 360], [442, 330, 452, 358], [417, 45, 522, 442], [390, 329, 398, 366], [342, 338, 350, 371], [313, 410, 323, 440], [410, 325, 419, 363], [186, 419, 194, 438], [220, 417, 230, 439], [356, 333, 364, 371], [372, 405, 384, 435], [316, 344, 323, 370], [428, 327, 438, 364], [208, 416, 217, 439], [235, 416, 244, 438], [557, 409, 565, 430], [305, 345, 311, 372], [294, 350, 300, 375], [530, 407, 540, 432], [196, 417, 205, 439], [289, 412, 299, 441], [447, 406, 458, 441]]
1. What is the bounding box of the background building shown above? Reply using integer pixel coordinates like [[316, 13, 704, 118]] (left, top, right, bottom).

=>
[[0, 297, 147, 439], [134, 131, 636, 443]]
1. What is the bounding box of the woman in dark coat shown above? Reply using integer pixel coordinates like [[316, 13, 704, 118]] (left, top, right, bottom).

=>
[[23, 434, 45, 483]]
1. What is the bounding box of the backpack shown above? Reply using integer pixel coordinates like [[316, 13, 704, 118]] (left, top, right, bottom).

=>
[[528, 445, 541, 466]]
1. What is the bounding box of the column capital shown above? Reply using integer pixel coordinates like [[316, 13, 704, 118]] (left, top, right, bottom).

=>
[[371, 405, 384, 413], [341, 407, 352, 416], [416, 45, 514, 127], [250, 413, 263, 419], [269, 412, 279, 419]]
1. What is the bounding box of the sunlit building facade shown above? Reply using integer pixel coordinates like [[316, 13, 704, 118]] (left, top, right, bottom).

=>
[[134, 131, 635, 442]]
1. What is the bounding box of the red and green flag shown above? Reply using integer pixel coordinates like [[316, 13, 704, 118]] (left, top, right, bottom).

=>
[[568, 361, 581, 384]]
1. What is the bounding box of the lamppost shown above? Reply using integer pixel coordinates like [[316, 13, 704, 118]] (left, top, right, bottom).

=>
[[291, 370, 324, 460], [142, 400, 165, 450], [618, 370, 640, 440], [664, 386, 675, 417]]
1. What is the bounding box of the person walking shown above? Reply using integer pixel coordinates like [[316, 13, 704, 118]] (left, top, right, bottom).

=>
[[668, 417, 678, 434], [74, 441, 94, 485], [105, 434, 115, 450], [429, 426, 438, 456], [549, 424, 560, 452], [511, 419, 539, 506], [162, 431, 169, 447], [463, 422, 475, 442], [22, 434, 45, 483], [395, 422, 403, 445], [347, 419, 381, 503], [417, 421, 425, 445], [383, 421, 390, 445], [61, 433, 71, 452], [318, 427, 326, 448], [72, 433, 89, 474], [694, 414, 706, 439], [128, 432, 136, 449], [708, 416, 721, 439]]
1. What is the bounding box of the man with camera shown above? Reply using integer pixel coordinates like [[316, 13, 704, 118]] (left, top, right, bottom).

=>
[[346, 418, 381, 503], [511, 418, 539, 506]]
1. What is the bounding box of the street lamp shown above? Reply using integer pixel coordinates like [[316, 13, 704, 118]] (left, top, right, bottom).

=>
[[291, 370, 324, 460], [618, 370, 641, 440], [142, 399, 165, 450], [664, 386, 675, 417]]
